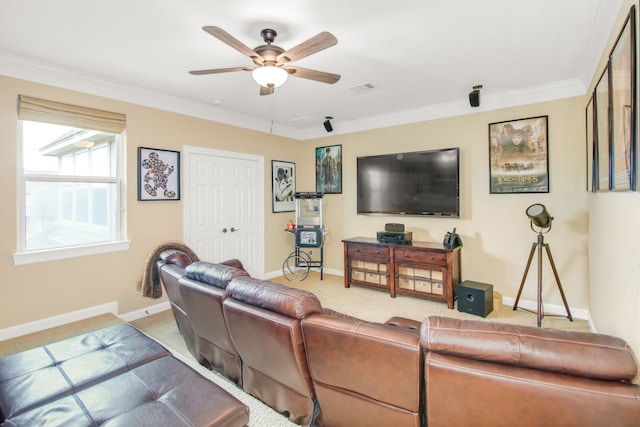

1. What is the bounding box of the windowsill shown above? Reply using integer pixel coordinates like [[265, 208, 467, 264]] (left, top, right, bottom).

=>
[[13, 240, 131, 265]]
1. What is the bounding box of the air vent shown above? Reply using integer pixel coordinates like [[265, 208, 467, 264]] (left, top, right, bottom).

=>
[[349, 83, 377, 94], [289, 117, 318, 125]]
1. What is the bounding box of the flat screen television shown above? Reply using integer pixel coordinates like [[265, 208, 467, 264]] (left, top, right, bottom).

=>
[[357, 147, 460, 217]]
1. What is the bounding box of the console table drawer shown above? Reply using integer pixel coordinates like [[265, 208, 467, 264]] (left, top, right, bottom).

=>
[[348, 244, 389, 262], [395, 249, 447, 266]]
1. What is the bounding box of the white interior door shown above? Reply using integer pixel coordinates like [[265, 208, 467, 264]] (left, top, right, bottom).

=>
[[183, 146, 264, 277]]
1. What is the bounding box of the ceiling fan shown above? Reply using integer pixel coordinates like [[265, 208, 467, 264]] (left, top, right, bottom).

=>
[[189, 26, 341, 96]]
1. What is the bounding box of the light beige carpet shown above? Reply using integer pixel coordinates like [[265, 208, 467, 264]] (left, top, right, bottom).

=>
[[273, 272, 589, 332]]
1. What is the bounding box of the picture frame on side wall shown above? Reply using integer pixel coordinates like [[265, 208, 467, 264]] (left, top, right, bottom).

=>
[[594, 68, 610, 192], [488, 116, 549, 194], [609, 5, 637, 192], [272, 160, 296, 213], [586, 96, 596, 192], [315, 144, 342, 194], [137, 147, 180, 201]]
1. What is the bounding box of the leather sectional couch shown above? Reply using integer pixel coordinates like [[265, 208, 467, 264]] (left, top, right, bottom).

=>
[[157, 251, 640, 427]]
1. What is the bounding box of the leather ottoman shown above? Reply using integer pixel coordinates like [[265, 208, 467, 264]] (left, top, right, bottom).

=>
[[0, 323, 249, 427]]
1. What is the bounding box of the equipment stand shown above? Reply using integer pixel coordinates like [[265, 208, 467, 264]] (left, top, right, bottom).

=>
[[512, 232, 573, 327]]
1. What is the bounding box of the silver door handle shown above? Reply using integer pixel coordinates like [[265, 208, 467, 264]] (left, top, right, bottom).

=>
[[230, 227, 240, 232], [222, 228, 228, 233]]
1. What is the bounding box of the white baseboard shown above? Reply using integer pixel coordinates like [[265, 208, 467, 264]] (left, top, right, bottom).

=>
[[263, 267, 343, 280], [502, 296, 591, 323], [0, 301, 118, 341], [119, 301, 171, 322]]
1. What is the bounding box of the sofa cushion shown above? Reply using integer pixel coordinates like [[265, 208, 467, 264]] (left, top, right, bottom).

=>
[[0, 324, 170, 420], [226, 276, 322, 319], [422, 316, 639, 381], [2, 354, 249, 427], [186, 261, 249, 290]]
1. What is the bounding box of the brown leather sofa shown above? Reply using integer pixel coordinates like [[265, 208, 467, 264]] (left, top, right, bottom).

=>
[[157, 255, 640, 427], [156, 249, 198, 358], [178, 261, 249, 385], [301, 313, 423, 427], [223, 277, 323, 425], [421, 316, 640, 427]]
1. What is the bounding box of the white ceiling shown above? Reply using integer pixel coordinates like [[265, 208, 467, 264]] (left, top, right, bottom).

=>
[[0, 0, 624, 140]]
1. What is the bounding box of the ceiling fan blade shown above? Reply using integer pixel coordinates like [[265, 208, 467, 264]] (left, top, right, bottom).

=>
[[189, 67, 252, 75], [286, 67, 341, 84], [276, 32, 337, 65], [202, 26, 264, 64], [259, 85, 275, 96]]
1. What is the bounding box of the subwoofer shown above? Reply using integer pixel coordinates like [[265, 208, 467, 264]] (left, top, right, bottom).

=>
[[457, 281, 493, 317]]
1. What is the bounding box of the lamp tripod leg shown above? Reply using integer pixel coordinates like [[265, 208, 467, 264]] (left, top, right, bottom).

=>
[[513, 242, 537, 311], [543, 243, 573, 322], [537, 241, 543, 327]]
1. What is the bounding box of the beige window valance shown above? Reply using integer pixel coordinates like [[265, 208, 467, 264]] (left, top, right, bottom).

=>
[[18, 95, 126, 134]]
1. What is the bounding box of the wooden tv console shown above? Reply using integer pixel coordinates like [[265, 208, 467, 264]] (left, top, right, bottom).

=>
[[342, 237, 462, 309]]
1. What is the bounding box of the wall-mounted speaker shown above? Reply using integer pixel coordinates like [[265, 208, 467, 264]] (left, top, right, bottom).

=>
[[457, 280, 493, 317], [469, 90, 480, 107], [468, 85, 482, 107], [323, 117, 333, 132]]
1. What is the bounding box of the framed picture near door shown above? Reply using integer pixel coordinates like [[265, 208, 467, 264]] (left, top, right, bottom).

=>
[[137, 147, 180, 201], [272, 160, 296, 213], [315, 144, 342, 194]]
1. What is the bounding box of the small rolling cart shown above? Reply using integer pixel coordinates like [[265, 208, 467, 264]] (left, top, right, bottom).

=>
[[283, 192, 327, 281]]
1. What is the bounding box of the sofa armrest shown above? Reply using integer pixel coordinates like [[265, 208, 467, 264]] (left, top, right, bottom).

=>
[[421, 316, 639, 382]]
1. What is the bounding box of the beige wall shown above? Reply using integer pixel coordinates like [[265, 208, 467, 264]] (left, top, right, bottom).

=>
[[586, 0, 640, 360], [0, 76, 303, 326], [1, 1, 638, 361], [305, 98, 589, 312]]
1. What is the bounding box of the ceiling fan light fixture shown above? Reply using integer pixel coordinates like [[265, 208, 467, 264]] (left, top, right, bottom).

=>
[[252, 66, 288, 88]]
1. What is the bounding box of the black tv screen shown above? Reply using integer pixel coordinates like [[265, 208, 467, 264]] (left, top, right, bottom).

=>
[[357, 147, 460, 217]]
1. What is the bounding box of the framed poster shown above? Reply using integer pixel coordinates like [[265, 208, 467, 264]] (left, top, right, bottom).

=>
[[488, 116, 549, 193], [595, 68, 610, 192], [586, 95, 596, 192], [272, 160, 295, 212], [137, 147, 180, 201], [315, 144, 342, 194], [610, 6, 637, 191]]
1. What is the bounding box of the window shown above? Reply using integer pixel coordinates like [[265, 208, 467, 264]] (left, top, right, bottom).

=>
[[14, 96, 128, 264]]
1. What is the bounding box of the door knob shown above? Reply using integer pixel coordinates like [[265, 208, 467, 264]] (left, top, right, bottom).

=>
[[230, 227, 240, 232], [222, 228, 228, 233]]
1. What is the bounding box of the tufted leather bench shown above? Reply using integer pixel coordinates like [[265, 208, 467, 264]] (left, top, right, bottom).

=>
[[0, 323, 249, 427]]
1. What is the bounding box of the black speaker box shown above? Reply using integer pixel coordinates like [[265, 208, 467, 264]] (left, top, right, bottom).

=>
[[457, 281, 493, 317], [323, 119, 333, 132], [469, 90, 480, 107]]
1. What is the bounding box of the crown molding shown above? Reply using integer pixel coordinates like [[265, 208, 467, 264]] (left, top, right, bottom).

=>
[[0, 51, 300, 138], [1, 51, 586, 141], [298, 78, 587, 140]]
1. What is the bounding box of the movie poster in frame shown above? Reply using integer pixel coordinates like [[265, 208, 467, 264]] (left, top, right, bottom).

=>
[[137, 147, 180, 201], [315, 144, 342, 194], [272, 160, 296, 213], [488, 116, 549, 194], [609, 6, 637, 192]]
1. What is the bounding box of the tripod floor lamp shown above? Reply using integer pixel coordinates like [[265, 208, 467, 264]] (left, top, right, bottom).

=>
[[512, 203, 573, 327]]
